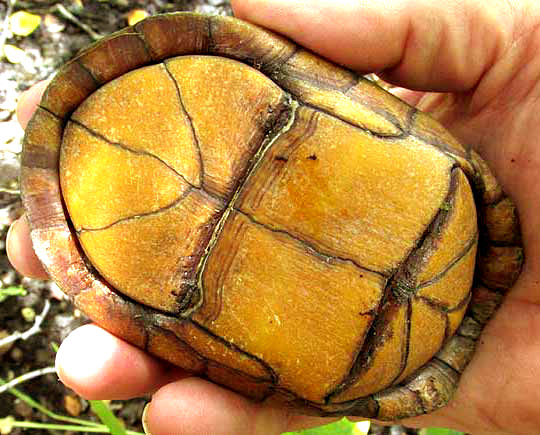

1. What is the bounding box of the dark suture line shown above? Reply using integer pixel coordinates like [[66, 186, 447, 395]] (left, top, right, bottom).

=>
[[37, 104, 64, 122], [325, 299, 400, 403], [417, 232, 478, 289], [187, 94, 294, 310], [446, 293, 472, 340], [131, 28, 155, 60], [407, 108, 468, 158], [369, 102, 410, 136], [326, 166, 459, 401], [151, 324, 206, 366], [434, 354, 464, 375], [390, 300, 413, 386], [415, 289, 472, 315], [443, 313, 451, 343], [156, 315, 364, 409], [449, 292, 473, 314], [77, 186, 192, 233], [237, 209, 387, 280], [245, 107, 319, 210], [303, 103, 407, 140], [163, 60, 205, 189], [404, 105, 418, 133], [75, 58, 102, 87], [271, 45, 300, 73], [347, 80, 412, 134], [154, 317, 368, 411], [390, 165, 460, 300], [279, 49, 358, 92], [198, 215, 249, 324], [153, 322, 278, 398], [68, 119, 222, 202], [141, 325, 149, 351], [189, 319, 278, 384], [340, 73, 363, 93]]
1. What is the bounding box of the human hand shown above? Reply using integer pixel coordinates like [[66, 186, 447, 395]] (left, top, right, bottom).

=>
[[8, 0, 540, 434]]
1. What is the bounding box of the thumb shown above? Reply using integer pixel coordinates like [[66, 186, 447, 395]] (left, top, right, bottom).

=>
[[232, 0, 515, 92]]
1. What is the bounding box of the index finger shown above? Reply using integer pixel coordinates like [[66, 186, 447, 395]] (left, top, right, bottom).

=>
[[232, 0, 515, 92]]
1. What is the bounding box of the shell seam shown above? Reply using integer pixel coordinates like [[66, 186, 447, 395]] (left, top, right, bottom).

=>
[[180, 94, 298, 319]]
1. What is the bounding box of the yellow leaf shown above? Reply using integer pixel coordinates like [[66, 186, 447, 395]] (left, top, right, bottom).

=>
[[3, 44, 26, 64], [127, 9, 149, 26], [353, 420, 371, 435], [9, 11, 41, 36], [0, 416, 15, 435]]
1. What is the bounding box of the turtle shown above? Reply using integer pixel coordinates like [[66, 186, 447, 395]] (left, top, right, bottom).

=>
[[20, 12, 523, 420]]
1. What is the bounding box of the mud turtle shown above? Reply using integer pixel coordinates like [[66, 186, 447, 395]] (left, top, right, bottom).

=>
[[21, 13, 523, 420]]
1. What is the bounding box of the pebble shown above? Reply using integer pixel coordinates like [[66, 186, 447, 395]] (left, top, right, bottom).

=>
[[1, 270, 17, 286], [35, 348, 51, 365], [0, 330, 14, 356], [21, 307, 36, 322], [9, 347, 22, 362], [63, 394, 83, 417], [13, 399, 33, 419]]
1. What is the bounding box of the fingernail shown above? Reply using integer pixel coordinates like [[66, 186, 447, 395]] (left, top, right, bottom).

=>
[[5, 218, 20, 263], [142, 402, 153, 435], [6, 218, 16, 242]]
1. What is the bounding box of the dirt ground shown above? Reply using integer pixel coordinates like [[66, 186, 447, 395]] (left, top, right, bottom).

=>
[[0, 1, 417, 434]]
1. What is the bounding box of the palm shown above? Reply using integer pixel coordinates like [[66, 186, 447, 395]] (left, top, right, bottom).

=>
[[398, 81, 540, 433]]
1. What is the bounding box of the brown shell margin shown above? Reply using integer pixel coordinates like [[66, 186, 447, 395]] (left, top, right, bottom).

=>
[[20, 12, 524, 420]]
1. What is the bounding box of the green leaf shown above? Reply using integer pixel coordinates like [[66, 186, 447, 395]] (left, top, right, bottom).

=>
[[89, 401, 126, 435], [420, 428, 465, 435], [0, 286, 26, 303], [0, 416, 15, 434], [283, 418, 368, 435]]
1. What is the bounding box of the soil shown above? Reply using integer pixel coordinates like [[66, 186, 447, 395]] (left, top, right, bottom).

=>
[[0, 1, 417, 434]]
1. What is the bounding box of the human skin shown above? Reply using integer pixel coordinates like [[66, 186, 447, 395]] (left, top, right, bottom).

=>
[[7, 0, 540, 433]]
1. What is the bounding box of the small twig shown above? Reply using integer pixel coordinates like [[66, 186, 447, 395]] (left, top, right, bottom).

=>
[[52, 3, 101, 41], [0, 187, 20, 195], [0, 0, 17, 59], [0, 366, 56, 395], [0, 299, 50, 348]]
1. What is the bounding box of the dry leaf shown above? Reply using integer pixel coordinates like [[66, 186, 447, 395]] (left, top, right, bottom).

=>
[[354, 421, 371, 434], [3, 45, 26, 64], [9, 11, 41, 36], [72, 0, 84, 10], [0, 416, 14, 435], [43, 14, 65, 33], [127, 9, 149, 26], [63, 394, 83, 416]]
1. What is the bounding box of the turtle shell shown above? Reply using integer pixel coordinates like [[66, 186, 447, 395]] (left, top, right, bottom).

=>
[[21, 13, 523, 420]]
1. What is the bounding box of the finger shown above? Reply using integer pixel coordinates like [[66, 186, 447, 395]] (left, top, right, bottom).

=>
[[56, 324, 186, 400], [145, 377, 289, 435], [17, 80, 50, 129], [232, 0, 513, 91], [6, 216, 48, 279]]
